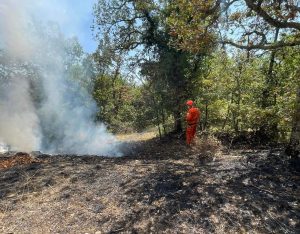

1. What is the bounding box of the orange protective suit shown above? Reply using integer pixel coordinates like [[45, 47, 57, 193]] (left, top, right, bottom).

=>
[[186, 107, 200, 145]]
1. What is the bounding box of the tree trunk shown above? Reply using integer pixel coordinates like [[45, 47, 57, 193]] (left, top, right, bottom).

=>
[[173, 109, 182, 133], [286, 86, 300, 158], [161, 108, 166, 134], [222, 104, 230, 130], [203, 101, 208, 130], [234, 63, 242, 132], [172, 52, 183, 133], [112, 67, 120, 115], [260, 28, 279, 141]]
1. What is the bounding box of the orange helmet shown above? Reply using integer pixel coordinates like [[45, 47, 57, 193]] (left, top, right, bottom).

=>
[[186, 100, 193, 106]]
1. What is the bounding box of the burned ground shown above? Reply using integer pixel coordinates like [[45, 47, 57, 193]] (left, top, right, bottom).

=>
[[0, 136, 299, 234]]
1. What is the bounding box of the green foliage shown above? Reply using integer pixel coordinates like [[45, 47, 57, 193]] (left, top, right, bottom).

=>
[[166, 0, 219, 53], [193, 46, 299, 142], [3, 0, 296, 144], [166, 0, 300, 51], [93, 0, 215, 133], [91, 0, 299, 143], [92, 73, 141, 132]]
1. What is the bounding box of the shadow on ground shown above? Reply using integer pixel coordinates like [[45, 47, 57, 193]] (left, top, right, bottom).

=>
[[119, 147, 299, 233], [0, 136, 299, 233]]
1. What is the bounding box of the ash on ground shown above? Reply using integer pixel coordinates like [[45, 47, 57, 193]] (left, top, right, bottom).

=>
[[0, 135, 299, 234]]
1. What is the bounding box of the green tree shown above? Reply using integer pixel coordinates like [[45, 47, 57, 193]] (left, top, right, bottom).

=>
[[93, 0, 214, 133], [167, 0, 300, 153]]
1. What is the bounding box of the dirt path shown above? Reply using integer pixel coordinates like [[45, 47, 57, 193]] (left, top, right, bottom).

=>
[[0, 137, 299, 233]]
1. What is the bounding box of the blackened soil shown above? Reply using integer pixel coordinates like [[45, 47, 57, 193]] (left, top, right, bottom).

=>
[[0, 137, 299, 234]]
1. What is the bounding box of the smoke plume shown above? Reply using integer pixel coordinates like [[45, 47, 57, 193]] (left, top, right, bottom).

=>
[[0, 0, 121, 156], [0, 77, 41, 152]]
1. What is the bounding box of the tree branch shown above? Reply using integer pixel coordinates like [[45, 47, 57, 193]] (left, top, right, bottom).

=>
[[244, 0, 300, 30], [243, 30, 267, 44], [285, 4, 300, 13], [199, 0, 221, 15], [222, 39, 300, 50]]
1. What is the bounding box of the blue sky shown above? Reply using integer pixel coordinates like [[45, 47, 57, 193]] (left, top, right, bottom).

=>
[[34, 0, 98, 53]]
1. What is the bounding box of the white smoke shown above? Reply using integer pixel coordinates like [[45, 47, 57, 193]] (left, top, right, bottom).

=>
[[0, 0, 121, 156], [0, 1, 34, 59], [0, 77, 41, 152]]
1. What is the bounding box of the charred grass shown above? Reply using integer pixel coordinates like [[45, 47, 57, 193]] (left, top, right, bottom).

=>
[[0, 135, 299, 233]]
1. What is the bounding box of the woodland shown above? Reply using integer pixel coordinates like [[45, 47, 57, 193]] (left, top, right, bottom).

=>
[[0, 0, 299, 233], [93, 0, 299, 155], [1, 0, 299, 154]]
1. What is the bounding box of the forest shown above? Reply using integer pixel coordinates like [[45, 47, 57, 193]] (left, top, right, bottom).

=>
[[1, 0, 299, 153], [91, 0, 300, 155], [0, 0, 299, 233]]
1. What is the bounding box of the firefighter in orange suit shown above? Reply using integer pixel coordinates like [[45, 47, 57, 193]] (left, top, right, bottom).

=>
[[186, 100, 200, 145]]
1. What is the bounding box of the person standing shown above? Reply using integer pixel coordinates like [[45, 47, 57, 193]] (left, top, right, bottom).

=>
[[186, 100, 200, 145]]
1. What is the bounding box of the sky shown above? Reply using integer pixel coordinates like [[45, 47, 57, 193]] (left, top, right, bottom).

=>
[[33, 0, 98, 53]]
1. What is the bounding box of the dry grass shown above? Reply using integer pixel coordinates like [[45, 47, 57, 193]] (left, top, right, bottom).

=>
[[191, 135, 223, 158], [0, 152, 43, 170], [116, 130, 156, 142]]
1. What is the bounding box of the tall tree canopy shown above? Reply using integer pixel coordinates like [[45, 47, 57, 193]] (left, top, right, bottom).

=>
[[93, 0, 214, 132], [167, 0, 300, 51], [92, 0, 300, 157]]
